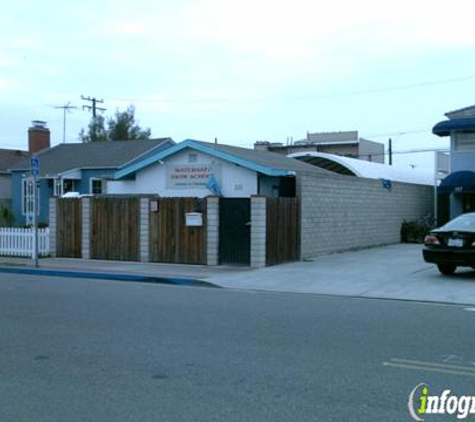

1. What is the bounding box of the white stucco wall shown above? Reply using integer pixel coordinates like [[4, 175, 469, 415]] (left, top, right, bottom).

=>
[[107, 180, 137, 194], [107, 148, 258, 197]]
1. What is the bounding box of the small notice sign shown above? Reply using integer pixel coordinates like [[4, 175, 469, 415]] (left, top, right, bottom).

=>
[[30, 156, 40, 176]]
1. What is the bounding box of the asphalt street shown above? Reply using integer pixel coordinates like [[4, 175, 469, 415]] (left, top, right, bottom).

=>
[[1, 273, 475, 421]]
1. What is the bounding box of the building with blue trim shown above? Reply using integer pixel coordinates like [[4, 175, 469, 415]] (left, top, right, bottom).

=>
[[433, 105, 475, 222], [108, 139, 326, 198], [9, 138, 174, 225]]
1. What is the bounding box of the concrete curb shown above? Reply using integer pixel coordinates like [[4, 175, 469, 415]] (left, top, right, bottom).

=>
[[0, 266, 219, 288]]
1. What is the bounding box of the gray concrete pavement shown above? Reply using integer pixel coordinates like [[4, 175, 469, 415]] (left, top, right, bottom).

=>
[[211, 244, 475, 305], [1, 272, 475, 421], [1, 244, 474, 305]]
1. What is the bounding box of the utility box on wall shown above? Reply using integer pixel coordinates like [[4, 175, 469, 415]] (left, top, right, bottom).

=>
[[185, 212, 203, 227]]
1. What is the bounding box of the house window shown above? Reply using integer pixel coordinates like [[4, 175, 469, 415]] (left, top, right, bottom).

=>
[[53, 178, 76, 197], [63, 179, 74, 194], [21, 179, 39, 216], [54, 179, 62, 197], [90, 178, 105, 195], [188, 153, 198, 163]]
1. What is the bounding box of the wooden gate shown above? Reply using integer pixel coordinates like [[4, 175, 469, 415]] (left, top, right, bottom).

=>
[[57, 198, 82, 258], [150, 198, 207, 264], [219, 198, 250, 265], [266, 198, 300, 266], [90, 197, 139, 261]]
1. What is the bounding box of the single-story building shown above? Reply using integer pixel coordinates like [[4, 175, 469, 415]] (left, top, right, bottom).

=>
[[109, 139, 325, 197], [50, 138, 434, 266], [0, 149, 31, 207], [9, 138, 174, 225]]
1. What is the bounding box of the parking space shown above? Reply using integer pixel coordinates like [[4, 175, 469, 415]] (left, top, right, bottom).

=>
[[211, 244, 475, 305]]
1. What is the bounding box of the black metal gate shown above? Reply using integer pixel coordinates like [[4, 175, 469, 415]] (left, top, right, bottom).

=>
[[219, 198, 251, 265]]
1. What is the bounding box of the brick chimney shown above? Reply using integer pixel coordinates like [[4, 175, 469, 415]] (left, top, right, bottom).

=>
[[28, 120, 50, 154]]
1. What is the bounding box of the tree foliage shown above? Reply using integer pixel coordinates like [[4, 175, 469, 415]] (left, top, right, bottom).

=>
[[79, 105, 151, 142], [79, 115, 107, 142]]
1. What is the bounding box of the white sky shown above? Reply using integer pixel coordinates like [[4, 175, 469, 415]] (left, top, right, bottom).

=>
[[2, 0, 475, 171]]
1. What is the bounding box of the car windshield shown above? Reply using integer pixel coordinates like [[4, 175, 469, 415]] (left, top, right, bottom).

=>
[[440, 213, 475, 231]]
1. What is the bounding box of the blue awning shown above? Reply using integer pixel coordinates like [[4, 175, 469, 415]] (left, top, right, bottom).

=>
[[438, 171, 475, 193], [433, 118, 475, 137]]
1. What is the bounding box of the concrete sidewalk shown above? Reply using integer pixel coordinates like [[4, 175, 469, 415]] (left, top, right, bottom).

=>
[[1, 244, 474, 305], [0, 255, 250, 286]]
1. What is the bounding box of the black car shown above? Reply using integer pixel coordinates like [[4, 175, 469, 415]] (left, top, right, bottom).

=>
[[423, 212, 475, 275]]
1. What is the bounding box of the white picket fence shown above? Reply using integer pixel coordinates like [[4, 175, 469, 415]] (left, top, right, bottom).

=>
[[0, 228, 50, 257]]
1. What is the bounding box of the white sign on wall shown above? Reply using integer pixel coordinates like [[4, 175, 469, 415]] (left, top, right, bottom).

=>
[[166, 164, 222, 189]]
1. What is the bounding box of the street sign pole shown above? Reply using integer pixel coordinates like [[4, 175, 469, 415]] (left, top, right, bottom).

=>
[[30, 156, 39, 268], [32, 176, 38, 268]]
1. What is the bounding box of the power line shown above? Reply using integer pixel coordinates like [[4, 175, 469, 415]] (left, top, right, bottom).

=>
[[357, 147, 450, 160], [365, 128, 430, 138], [104, 74, 475, 105]]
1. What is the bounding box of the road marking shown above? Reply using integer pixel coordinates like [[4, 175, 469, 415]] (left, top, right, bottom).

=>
[[383, 362, 475, 378], [383, 358, 475, 378], [391, 358, 475, 372], [442, 354, 464, 364]]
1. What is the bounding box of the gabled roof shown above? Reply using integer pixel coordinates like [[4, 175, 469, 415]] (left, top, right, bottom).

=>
[[9, 138, 174, 177], [115, 139, 327, 180], [0, 149, 30, 174], [445, 104, 475, 119], [288, 151, 433, 185]]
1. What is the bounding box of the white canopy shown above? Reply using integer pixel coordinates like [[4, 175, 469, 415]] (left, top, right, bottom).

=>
[[288, 151, 433, 186]]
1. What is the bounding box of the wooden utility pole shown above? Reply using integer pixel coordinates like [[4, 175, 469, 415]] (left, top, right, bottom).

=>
[[81, 95, 106, 117], [81, 95, 106, 142], [388, 138, 393, 165]]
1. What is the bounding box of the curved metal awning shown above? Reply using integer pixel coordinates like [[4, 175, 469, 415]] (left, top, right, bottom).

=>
[[433, 117, 475, 137], [288, 151, 433, 185], [438, 171, 475, 193], [290, 155, 357, 176]]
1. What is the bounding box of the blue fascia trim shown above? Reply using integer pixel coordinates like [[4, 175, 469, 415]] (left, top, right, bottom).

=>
[[115, 141, 188, 179], [115, 139, 293, 179]]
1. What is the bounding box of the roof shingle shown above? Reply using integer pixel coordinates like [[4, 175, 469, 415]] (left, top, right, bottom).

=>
[[10, 138, 173, 176]]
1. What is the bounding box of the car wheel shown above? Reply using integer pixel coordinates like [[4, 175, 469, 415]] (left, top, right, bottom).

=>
[[437, 264, 457, 275]]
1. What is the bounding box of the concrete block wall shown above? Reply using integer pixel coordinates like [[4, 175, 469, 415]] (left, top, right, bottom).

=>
[[139, 198, 150, 262], [81, 198, 91, 259], [48, 198, 57, 257], [207, 197, 219, 266], [250, 196, 266, 268], [297, 171, 434, 258]]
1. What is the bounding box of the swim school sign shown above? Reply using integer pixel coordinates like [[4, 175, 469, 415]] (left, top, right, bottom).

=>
[[166, 164, 222, 189]]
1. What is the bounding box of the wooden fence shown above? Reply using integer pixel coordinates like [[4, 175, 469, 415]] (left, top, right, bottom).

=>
[[150, 198, 207, 264], [0, 227, 49, 257], [57, 198, 82, 258], [53, 196, 301, 267], [90, 197, 140, 261], [266, 197, 300, 266]]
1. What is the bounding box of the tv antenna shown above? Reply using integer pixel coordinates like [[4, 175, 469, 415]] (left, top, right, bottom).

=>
[[52, 102, 78, 143]]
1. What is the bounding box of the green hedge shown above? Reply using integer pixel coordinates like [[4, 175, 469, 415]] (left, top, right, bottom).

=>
[[400, 215, 435, 244]]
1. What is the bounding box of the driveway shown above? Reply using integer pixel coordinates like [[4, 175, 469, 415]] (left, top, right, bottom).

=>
[[209, 244, 475, 305]]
